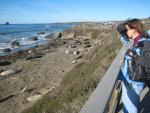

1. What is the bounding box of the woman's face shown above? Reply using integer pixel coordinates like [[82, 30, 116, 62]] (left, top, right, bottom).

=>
[[125, 24, 137, 39], [125, 25, 136, 39], [126, 29, 136, 39]]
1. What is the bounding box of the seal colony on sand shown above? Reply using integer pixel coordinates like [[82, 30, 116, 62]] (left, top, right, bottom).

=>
[[0, 30, 94, 113]]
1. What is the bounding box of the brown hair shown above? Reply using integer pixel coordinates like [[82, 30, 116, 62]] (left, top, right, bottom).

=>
[[124, 19, 148, 38]]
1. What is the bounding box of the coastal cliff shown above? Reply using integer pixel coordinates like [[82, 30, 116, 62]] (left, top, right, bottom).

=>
[[0, 22, 121, 113]]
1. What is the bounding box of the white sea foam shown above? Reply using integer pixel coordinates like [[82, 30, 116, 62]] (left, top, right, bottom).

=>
[[0, 43, 11, 49]]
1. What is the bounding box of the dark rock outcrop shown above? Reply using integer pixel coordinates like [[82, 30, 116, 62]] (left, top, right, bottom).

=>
[[28, 36, 38, 41], [3, 48, 11, 53], [37, 31, 46, 35], [56, 32, 62, 39], [5, 22, 10, 25], [11, 41, 20, 47]]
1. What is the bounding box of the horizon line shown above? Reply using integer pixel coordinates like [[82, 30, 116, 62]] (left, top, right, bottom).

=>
[[0, 17, 149, 24]]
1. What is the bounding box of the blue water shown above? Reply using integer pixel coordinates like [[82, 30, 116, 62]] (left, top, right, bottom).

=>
[[0, 23, 72, 56], [0, 23, 72, 43]]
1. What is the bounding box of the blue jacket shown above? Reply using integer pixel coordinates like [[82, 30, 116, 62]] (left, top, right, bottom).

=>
[[121, 38, 150, 85], [121, 40, 144, 85], [119, 30, 150, 85]]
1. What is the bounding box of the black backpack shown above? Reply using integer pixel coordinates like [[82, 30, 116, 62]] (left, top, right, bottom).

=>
[[127, 40, 150, 85]]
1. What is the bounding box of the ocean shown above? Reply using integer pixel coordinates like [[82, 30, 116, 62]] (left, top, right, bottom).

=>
[[0, 23, 72, 56]]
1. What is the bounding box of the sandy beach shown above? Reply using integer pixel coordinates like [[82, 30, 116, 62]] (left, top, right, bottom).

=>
[[0, 32, 96, 113]]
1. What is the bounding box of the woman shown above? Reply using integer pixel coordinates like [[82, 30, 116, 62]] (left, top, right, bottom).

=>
[[117, 19, 150, 113]]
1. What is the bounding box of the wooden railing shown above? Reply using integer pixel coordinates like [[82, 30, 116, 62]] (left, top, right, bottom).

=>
[[80, 46, 126, 113]]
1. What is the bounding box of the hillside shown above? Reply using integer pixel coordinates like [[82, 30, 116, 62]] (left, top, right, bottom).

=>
[[22, 23, 121, 113]]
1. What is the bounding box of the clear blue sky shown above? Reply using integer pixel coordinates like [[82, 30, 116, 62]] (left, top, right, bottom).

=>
[[0, 0, 150, 24]]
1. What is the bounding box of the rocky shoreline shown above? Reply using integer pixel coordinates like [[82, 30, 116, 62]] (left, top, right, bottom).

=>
[[0, 29, 95, 113]]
